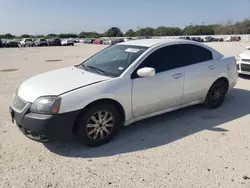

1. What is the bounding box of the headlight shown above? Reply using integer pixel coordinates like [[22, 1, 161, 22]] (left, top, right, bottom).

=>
[[235, 55, 241, 61], [30, 96, 61, 115]]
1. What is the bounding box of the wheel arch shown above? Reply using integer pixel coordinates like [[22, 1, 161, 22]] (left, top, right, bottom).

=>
[[73, 98, 126, 134], [215, 77, 229, 91], [205, 77, 229, 99]]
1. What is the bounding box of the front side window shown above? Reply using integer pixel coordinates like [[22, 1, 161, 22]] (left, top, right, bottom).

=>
[[136, 45, 182, 74], [79, 45, 148, 77]]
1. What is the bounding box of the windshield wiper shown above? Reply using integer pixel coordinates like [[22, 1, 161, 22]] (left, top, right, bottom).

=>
[[74, 64, 87, 70], [86, 65, 106, 76]]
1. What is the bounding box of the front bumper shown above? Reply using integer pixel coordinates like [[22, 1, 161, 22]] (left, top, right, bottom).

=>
[[237, 61, 250, 75], [10, 104, 79, 141]]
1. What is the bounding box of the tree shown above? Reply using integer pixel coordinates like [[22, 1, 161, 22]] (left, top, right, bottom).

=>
[[154, 27, 182, 36], [20, 34, 31, 38], [134, 27, 155, 36], [58, 33, 78, 38], [78, 31, 102, 38], [0, 33, 15, 39], [124, 29, 135, 37], [183, 25, 214, 35], [46, 34, 58, 38], [104, 27, 123, 37]]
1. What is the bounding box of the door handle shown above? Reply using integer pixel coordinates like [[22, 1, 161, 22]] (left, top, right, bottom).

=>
[[172, 73, 183, 79], [208, 65, 216, 70]]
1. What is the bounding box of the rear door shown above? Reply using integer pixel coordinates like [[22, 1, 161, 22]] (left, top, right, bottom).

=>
[[179, 44, 217, 104]]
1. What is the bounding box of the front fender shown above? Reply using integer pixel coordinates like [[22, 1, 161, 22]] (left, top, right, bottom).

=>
[[58, 78, 133, 121]]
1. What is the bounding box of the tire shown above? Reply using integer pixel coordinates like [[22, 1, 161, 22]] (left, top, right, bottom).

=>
[[204, 79, 228, 109], [76, 103, 122, 147]]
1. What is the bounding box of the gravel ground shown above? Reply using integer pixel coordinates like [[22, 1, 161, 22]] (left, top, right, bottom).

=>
[[1, 42, 250, 188]]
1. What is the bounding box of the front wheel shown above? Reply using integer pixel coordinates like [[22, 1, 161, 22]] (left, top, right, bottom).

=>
[[204, 79, 228, 109], [76, 103, 121, 147]]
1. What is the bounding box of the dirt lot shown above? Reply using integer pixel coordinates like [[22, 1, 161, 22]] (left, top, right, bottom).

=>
[[1, 42, 250, 188]]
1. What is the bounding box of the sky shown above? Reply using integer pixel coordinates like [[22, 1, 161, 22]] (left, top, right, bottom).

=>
[[0, 0, 250, 35]]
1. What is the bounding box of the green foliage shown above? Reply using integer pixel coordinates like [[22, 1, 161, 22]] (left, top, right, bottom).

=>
[[134, 27, 155, 37], [183, 25, 215, 35], [124, 29, 135, 37], [214, 19, 250, 34], [46, 34, 58, 38], [58, 33, 78, 38], [78, 31, 102, 38], [103, 27, 123, 37], [20, 34, 33, 38], [0, 33, 15, 39], [154, 27, 183, 36]]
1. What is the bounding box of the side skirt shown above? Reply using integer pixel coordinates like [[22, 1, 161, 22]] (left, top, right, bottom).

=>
[[124, 99, 204, 126]]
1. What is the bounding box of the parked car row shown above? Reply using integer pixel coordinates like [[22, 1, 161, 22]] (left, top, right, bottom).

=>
[[179, 36, 224, 42], [0, 38, 75, 48], [82, 38, 128, 45]]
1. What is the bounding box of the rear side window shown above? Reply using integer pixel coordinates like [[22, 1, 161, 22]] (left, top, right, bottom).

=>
[[179, 44, 213, 66]]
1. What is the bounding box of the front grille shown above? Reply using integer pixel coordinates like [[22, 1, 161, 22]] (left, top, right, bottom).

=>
[[12, 95, 27, 111], [240, 63, 250, 72], [242, 59, 250, 62]]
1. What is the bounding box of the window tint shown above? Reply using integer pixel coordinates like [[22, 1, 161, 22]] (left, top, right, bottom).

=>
[[136, 45, 182, 73], [136, 44, 213, 73], [179, 44, 213, 66]]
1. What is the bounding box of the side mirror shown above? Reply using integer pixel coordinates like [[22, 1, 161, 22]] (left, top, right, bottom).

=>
[[246, 46, 250, 50], [137, 67, 155, 77]]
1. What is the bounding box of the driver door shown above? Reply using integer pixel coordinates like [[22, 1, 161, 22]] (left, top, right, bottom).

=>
[[131, 45, 185, 118]]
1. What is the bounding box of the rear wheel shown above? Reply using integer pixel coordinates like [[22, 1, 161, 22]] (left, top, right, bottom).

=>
[[76, 103, 121, 147], [205, 79, 228, 109]]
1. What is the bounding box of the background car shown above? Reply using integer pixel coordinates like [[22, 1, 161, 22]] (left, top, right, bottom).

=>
[[93, 39, 103, 44], [0, 39, 3, 47], [5, 40, 20, 47], [124, 37, 133, 42], [204, 36, 213, 42], [84, 38, 94, 44], [102, 38, 116, 45], [179, 36, 191, 40], [61, 39, 74, 46], [34, 38, 48, 46], [233, 36, 241, 42], [47, 38, 61, 46], [20, 38, 35, 47], [191, 37, 203, 42], [225, 36, 233, 42], [236, 46, 250, 75]]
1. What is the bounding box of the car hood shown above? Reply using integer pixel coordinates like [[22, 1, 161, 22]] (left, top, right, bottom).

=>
[[239, 50, 250, 60], [17, 66, 110, 102]]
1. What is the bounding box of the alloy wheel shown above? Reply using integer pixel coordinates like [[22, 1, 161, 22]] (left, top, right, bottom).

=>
[[86, 110, 115, 140]]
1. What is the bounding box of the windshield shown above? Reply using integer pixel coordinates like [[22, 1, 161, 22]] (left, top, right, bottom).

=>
[[79, 44, 148, 77]]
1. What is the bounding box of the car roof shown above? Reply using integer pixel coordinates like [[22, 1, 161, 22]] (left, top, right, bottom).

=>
[[118, 38, 224, 59], [118, 38, 199, 47]]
